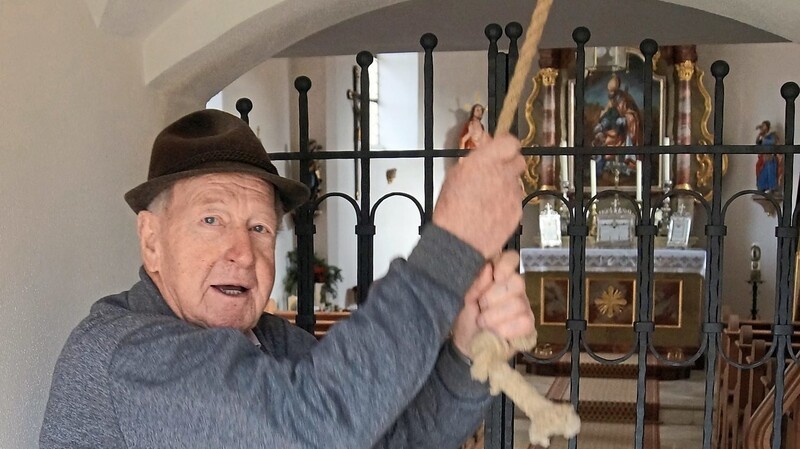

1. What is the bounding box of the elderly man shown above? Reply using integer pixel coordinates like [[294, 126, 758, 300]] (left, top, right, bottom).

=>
[[40, 109, 533, 448]]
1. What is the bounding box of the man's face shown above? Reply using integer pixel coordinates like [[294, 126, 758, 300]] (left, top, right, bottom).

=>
[[139, 173, 279, 332]]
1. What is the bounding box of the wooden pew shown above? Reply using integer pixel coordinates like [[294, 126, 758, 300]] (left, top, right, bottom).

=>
[[715, 313, 800, 449], [714, 315, 742, 449], [716, 321, 757, 449], [742, 338, 769, 433], [744, 361, 800, 449]]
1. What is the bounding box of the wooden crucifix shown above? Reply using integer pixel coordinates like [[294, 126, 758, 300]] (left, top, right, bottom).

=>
[[346, 65, 361, 200], [345, 65, 377, 200]]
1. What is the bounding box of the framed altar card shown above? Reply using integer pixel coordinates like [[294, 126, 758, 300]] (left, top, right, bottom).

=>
[[539, 203, 562, 247], [597, 217, 634, 245], [667, 215, 692, 248], [595, 197, 636, 246]]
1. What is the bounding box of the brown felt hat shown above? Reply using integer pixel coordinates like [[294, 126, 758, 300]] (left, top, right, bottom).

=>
[[124, 109, 309, 213]]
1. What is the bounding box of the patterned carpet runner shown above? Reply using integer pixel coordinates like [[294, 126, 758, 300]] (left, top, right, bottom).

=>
[[524, 353, 664, 448], [545, 377, 660, 423], [526, 422, 660, 449]]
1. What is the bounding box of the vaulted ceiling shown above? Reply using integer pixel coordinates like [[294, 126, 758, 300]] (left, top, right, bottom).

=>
[[277, 0, 786, 57], [81, 0, 798, 102]]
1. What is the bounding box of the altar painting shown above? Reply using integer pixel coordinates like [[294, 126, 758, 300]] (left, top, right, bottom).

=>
[[540, 277, 569, 325], [653, 279, 682, 328], [569, 49, 666, 190]]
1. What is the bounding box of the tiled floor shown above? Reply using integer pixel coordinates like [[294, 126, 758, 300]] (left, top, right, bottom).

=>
[[511, 369, 707, 448]]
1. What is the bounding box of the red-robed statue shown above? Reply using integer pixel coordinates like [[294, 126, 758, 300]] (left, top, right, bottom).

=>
[[459, 104, 485, 150]]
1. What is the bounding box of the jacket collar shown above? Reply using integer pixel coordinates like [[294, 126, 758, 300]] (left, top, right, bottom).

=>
[[125, 266, 180, 319]]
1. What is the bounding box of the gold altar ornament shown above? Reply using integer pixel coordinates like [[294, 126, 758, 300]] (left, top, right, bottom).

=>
[[676, 60, 696, 81], [595, 286, 628, 318], [539, 67, 558, 87]]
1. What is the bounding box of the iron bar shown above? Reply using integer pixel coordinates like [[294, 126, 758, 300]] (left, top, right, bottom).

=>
[[356, 51, 374, 305], [421, 33, 437, 226], [486, 24, 501, 135], [500, 24, 522, 449], [485, 26, 511, 449], [567, 25, 591, 449], [768, 82, 798, 449], [269, 144, 799, 162], [294, 77, 317, 335], [700, 60, 729, 449], [483, 24, 502, 449], [632, 38, 659, 449]]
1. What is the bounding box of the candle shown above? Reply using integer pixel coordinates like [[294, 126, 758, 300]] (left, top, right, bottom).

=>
[[559, 140, 569, 184], [589, 159, 597, 198], [662, 137, 671, 182], [636, 160, 643, 202], [559, 155, 569, 185]]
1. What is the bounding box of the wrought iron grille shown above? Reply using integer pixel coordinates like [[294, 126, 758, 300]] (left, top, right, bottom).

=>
[[255, 24, 800, 449]]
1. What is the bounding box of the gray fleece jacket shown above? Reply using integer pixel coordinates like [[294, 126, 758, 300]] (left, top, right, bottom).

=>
[[40, 225, 491, 448]]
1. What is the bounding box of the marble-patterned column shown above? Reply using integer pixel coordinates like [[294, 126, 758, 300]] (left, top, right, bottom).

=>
[[539, 67, 558, 189], [673, 46, 697, 189]]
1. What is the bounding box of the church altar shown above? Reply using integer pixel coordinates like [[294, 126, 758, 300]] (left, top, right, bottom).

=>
[[521, 247, 706, 356]]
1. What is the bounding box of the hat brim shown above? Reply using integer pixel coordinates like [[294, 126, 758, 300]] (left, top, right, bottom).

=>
[[124, 162, 310, 214]]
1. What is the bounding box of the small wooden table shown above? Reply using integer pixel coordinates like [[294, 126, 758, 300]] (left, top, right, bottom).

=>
[[272, 311, 351, 339]]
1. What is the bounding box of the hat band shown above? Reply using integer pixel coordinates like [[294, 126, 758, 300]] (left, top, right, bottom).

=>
[[155, 150, 278, 180]]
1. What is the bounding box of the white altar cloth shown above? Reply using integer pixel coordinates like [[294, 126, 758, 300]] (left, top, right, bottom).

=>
[[520, 247, 707, 276]]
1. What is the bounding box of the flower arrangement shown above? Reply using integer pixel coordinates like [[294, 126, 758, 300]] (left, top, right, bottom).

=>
[[283, 250, 343, 302]]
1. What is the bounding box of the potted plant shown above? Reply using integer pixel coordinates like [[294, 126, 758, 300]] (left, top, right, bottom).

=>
[[283, 250, 343, 309]]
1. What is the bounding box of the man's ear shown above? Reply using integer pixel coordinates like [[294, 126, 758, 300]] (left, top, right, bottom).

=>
[[137, 211, 161, 273]]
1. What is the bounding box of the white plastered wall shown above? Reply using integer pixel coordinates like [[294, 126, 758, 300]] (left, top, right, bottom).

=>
[[0, 1, 168, 446], [698, 42, 800, 319]]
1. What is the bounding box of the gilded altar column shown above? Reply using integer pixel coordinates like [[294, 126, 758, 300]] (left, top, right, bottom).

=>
[[674, 46, 697, 189], [539, 66, 558, 189]]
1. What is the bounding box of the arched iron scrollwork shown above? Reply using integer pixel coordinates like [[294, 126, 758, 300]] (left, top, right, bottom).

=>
[[522, 190, 572, 218], [369, 192, 424, 226], [721, 190, 784, 225], [314, 192, 362, 219]]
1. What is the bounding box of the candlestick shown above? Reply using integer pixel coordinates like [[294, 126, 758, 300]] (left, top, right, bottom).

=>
[[636, 160, 643, 202], [559, 155, 569, 185], [590, 159, 597, 198], [748, 243, 763, 319]]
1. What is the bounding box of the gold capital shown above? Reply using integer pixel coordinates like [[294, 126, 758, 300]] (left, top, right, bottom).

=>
[[539, 68, 559, 87], [676, 60, 695, 81]]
